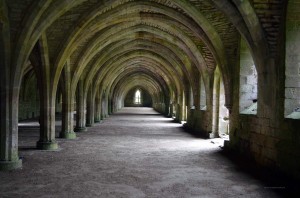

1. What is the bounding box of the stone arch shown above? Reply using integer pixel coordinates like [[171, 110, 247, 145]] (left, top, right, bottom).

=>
[[85, 40, 186, 99], [211, 66, 229, 138]]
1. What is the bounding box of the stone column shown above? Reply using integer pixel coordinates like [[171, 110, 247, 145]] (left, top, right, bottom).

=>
[[204, 73, 214, 136], [164, 99, 170, 117], [86, 87, 94, 127], [94, 90, 101, 123], [36, 34, 58, 150], [108, 95, 112, 115], [0, 3, 22, 170], [37, 93, 58, 150], [169, 102, 173, 117], [74, 79, 86, 132], [102, 93, 109, 118], [175, 103, 181, 122], [101, 93, 105, 120], [211, 71, 221, 138], [60, 61, 76, 139], [0, 91, 22, 170]]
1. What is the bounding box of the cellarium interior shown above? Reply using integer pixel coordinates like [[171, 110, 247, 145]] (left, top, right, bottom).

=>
[[0, 0, 300, 197]]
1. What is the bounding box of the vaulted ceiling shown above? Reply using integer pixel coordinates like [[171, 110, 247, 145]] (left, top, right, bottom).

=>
[[7, 0, 282, 107]]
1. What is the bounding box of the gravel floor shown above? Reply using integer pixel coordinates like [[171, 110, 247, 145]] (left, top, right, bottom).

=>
[[0, 107, 286, 197]]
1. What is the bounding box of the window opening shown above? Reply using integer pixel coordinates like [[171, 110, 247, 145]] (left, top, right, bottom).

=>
[[134, 89, 141, 104], [239, 38, 257, 115]]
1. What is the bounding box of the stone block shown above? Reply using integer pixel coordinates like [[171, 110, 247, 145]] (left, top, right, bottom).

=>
[[285, 76, 300, 87], [285, 62, 300, 76], [264, 137, 279, 149], [263, 148, 277, 161], [253, 124, 261, 133], [260, 118, 270, 127], [260, 126, 268, 135], [250, 143, 262, 154], [285, 88, 300, 99], [250, 117, 260, 125]]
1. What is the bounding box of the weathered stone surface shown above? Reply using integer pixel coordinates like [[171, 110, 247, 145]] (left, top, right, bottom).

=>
[[0, 108, 284, 197], [1, 0, 299, 190]]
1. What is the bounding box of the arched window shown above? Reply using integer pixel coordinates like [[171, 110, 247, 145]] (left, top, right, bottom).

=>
[[134, 89, 141, 104]]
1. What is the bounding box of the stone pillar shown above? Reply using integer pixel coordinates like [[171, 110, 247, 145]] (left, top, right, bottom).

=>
[[74, 79, 86, 132], [0, 68, 22, 170], [36, 33, 58, 150], [204, 73, 214, 135], [60, 61, 76, 139], [101, 93, 105, 119], [86, 87, 94, 127], [94, 90, 101, 123], [211, 71, 221, 138], [37, 94, 58, 150], [164, 99, 170, 116], [169, 102, 173, 117], [102, 93, 109, 118], [175, 103, 181, 122], [108, 96, 112, 115], [0, 3, 22, 170], [0, 92, 22, 170]]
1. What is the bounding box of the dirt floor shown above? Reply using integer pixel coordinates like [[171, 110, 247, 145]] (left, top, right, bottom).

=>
[[0, 107, 295, 197]]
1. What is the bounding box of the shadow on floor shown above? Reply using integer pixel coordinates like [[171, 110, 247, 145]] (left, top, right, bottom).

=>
[[180, 125, 209, 139], [18, 146, 37, 151], [218, 149, 300, 197]]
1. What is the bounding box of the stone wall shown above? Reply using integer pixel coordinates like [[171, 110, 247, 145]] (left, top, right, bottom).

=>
[[186, 109, 210, 138], [285, 0, 300, 117], [239, 38, 257, 114], [227, 2, 300, 177], [19, 74, 40, 121], [229, 113, 300, 178]]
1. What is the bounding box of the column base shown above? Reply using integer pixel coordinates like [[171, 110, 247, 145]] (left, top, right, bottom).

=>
[[60, 131, 76, 139], [74, 127, 87, 132], [36, 141, 58, 150], [0, 159, 22, 171], [86, 123, 93, 127], [94, 119, 102, 123]]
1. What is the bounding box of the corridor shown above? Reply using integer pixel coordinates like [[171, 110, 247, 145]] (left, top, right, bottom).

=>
[[0, 108, 285, 197]]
